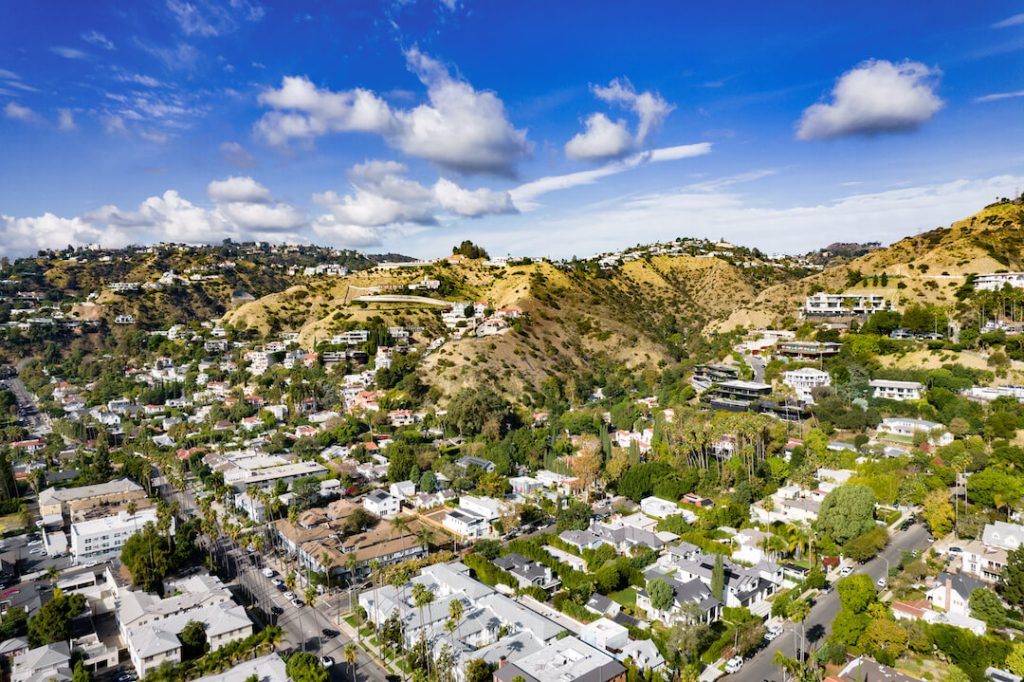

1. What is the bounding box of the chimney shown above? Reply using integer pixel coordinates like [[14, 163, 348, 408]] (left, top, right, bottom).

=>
[[498, 657, 507, 669]]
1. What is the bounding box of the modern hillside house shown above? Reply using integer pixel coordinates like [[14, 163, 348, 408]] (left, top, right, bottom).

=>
[[803, 293, 893, 316]]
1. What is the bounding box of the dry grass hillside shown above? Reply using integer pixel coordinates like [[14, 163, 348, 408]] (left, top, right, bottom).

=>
[[225, 254, 770, 400], [715, 200, 1024, 330]]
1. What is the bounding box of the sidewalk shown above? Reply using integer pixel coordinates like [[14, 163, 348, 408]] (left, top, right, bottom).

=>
[[338, 619, 397, 675]]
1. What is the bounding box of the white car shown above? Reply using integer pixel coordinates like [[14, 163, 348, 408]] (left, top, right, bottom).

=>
[[876, 577, 887, 589], [261, 568, 275, 578], [765, 626, 783, 642], [839, 566, 853, 577], [284, 591, 296, 601], [724, 656, 744, 674]]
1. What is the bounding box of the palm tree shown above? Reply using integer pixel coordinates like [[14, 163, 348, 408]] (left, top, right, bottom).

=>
[[447, 598, 463, 653], [344, 643, 358, 682], [412, 583, 435, 676], [788, 599, 811, 665], [286, 571, 297, 592]]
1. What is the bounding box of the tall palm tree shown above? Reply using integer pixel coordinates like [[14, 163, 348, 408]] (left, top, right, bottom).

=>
[[286, 571, 297, 592], [447, 598, 463, 655], [412, 583, 435, 676], [344, 643, 358, 682], [788, 599, 811, 664]]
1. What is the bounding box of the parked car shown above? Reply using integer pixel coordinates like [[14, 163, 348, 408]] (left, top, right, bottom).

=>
[[765, 625, 783, 642], [724, 656, 744, 674], [271, 578, 284, 587], [284, 591, 296, 601], [876, 577, 887, 589], [948, 546, 963, 556], [839, 566, 853, 577], [322, 628, 340, 638], [262, 568, 276, 578], [271, 606, 284, 615], [320, 657, 335, 668], [292, 598, 305, 608]]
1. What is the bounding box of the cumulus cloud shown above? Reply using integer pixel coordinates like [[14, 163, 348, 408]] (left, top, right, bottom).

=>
[[0, 178, 307, 257], [566, 79, 674, 161], [311, 159, 516, 246], [0, 213, 131, 256], [4, 101, 39, 123], [207, 175, 271, 203], [57, 109, 76, 131], [565, 113, 635, 161], [796, 59, 944, 140], [256, 48, 532, 176]]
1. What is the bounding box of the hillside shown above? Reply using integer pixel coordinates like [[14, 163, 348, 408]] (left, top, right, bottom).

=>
[[224, 254, 783, 401], [715, 198, 1024, 330]]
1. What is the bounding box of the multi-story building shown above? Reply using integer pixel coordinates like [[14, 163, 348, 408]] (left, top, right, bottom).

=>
[[70, 508, 169, 564], [39, 479, 148, 521], [782, 368, 832, 404], [870, 379, 924, 401], [803, 292, 892, 316], [493, 636, 626, 682], [974, 272, 1024, 291], [363, 490, 401, 519]]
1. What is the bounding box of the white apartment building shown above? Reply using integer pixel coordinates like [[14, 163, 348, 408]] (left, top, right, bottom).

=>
[[331, 329, 370, 345], [870, 379, 923, 401], [70, 508, 168, 564], [804, 293, 892, 316], [782, 368, 832, 404], [974, 272, 1024, 291]]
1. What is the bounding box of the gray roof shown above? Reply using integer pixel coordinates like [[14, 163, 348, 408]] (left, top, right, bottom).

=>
[[193, 654, 288, 682], [935, 571, 984, 599], [494, 636, 626, 682]]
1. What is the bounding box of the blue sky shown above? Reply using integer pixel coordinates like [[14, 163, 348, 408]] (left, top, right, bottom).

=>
[[1, 1, 1023, 259]]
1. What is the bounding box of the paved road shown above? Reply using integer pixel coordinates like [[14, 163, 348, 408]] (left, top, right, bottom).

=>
[[730, 522, 930, 682], [743, 354, 766, 383], [1, 375, 51, 435]]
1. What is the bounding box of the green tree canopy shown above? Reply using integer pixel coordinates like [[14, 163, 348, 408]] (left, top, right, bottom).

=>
[[816, 484, 877, 545], [27, 591, 86, 647]]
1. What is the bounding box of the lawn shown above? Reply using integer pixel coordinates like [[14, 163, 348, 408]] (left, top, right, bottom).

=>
[[608, 587, 637, 608], [0, 514, 24, 534]]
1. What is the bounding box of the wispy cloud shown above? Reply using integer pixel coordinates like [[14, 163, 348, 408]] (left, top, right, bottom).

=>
[[993, 13, 1024, 29], [50, 46, 89, 60], [81, 30, 115, 50], [511, 143, 712, 209], [974, 89, 1024, 103]]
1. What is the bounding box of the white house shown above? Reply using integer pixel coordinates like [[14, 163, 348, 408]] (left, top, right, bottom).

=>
[[442, 508, 491, 539], [389, 481, 417, 500], [870, 379, 924, 401], [927, 572, 984, 616], [975, 272, 1024, 291], [363, 490, 401, 519], [579, 618, 629, 652], [509, 476, 544, 496], [782, 368, 831, 404], [804, 293, 892, 316], [458, 495, 507, 521], [640, 496, 680, 519], [878, 417, 953, 446]]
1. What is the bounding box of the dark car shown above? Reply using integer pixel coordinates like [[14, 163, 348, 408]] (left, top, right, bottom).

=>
[[271, 606, 284, 615], [322, 628, 340, 638]]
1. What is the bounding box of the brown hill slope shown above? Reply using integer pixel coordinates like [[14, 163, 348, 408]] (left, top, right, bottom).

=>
[[715, 199, 1024, 330]]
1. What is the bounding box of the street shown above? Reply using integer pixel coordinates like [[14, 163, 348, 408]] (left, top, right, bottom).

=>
[[730, 522, 930, 682]]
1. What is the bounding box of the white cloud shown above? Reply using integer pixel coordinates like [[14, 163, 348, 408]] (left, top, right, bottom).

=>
[[118, 73, 163, 88], [993, 13, 1024, 28], [311, 159, 516, 247], [796, 59, 944, 140], [220, 141, 256, 168], [512, 142, 712, 209], [256, 48, 532, 176], [493, 174, 1024, 258], [0, 180, 306, 257], [566, 79, 674, 162], [82, 30, 115, 50], [51, 46, 89, 60], [0, 213, 130, 256], [433, 178, 516, 216], [592, 78, 674, 144], [57, 109, 76, 131], [167, 0, 264, 36], [4, 101, 39, 123], [974, 90, 1024, 103], [565, 113, 635, 161], [207, 176, 271, 203]]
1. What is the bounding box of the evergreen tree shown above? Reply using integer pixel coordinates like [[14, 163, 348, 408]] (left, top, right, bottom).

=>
[[711, 553, 725, 601]]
